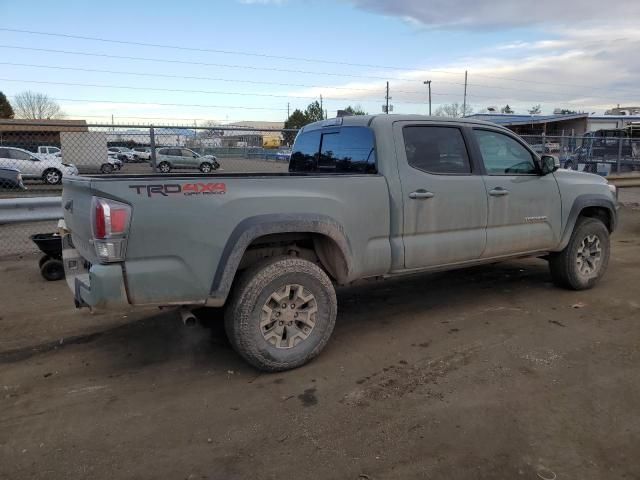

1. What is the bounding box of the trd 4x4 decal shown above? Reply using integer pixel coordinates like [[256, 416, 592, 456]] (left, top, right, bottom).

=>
[[129, 183, 226, 197]]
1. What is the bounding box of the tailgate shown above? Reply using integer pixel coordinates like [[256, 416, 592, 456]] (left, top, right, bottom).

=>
[[61, 177, 98, 263]]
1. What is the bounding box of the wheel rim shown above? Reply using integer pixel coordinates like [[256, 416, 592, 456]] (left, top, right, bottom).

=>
[[46, 171, 60, 183], [160, 163, 170, 172], [201, 164, 211, 173], [576, 234, 602, 276], [260, 284, 317, 349]]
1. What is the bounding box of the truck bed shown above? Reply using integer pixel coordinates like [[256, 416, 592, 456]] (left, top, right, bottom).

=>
[[62, 173, 393, 307]]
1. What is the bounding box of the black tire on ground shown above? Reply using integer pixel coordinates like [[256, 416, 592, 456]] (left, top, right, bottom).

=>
[[549, 217, 610, 290], [43, 168, 62, 185], [225, 256, 337, 372], [40, 258, 65, 281], [38, 255, 51, 268], [158, 161, 171, 173], [199, 162, 213, 173], [100, 163, 114, 174]]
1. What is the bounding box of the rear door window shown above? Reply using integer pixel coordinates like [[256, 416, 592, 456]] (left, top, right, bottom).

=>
[[289, 127, 376, 174], [402, 126, 471, 174]]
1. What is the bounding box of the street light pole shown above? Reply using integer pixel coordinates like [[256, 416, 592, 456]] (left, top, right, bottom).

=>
[[423, 80, 432, 116]]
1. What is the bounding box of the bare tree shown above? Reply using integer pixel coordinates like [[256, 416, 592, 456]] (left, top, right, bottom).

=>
[[13, 91, 64, 119], [434, 102, 473, 118]]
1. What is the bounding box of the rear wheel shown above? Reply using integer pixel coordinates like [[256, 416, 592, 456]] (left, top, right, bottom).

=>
[[40, 258, 64, 281], [100, 163, 114, 174], [43, 168, 62, 185], [225, 257, 337, 371], [158, 161, 171, 173], [549, 217, 610, 290]]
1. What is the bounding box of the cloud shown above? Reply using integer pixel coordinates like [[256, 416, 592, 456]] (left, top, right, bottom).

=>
[[287, 26, 640, 115], [347, 0, 640, 29]]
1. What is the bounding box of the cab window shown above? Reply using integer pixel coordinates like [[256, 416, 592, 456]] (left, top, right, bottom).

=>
[[289, 127, 376, 174], [474, 130, 538, 175]]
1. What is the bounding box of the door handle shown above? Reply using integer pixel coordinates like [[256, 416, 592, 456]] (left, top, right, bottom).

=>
[[489, 187, 509, 197], [409, 190, 435, 199]]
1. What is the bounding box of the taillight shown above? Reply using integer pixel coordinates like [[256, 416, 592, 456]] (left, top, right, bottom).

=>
[[91, 197, 131, 262]]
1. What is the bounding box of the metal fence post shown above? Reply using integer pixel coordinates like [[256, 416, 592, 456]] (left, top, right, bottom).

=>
[[617, 135, 623, 174], [150, 125, 157, 173]]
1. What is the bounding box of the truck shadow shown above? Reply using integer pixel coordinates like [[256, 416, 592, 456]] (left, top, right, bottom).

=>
[[1, 259, 552, 371]]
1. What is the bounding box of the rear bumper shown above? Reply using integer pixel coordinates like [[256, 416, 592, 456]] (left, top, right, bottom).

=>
[[61, 228, 129, 309]]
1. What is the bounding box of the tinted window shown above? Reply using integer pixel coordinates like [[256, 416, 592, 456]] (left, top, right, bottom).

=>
[[9, 149, 32, 161], [157, 148, 168, 155], [0, 148, 10, 158], [181, 149, 195, 157], [474, 130, 537, 175], [403, 126, 471, 174], [289, 127, 376, 174]]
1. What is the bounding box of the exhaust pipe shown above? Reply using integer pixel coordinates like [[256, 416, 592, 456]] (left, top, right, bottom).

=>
[[179, 307, 198, 327]]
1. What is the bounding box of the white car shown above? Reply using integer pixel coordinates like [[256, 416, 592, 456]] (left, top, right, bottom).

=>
[[0, 146, 78, 185], [132, 147, 152, 161]]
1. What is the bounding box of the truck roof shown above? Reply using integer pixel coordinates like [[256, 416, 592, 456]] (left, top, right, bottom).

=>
[[301, 114, 507, 132]]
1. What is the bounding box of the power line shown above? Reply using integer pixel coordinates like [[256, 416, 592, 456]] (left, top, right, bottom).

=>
[[0, 62, 417, 93], [1, 28, 636, 97], [0, 77, 469, 103], [7, 95, 289, 111], [0, 45, 420, 83], [0, 27, 423, 72]]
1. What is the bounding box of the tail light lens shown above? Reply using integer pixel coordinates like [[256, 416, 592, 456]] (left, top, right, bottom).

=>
[[91, 197, 131, 262]]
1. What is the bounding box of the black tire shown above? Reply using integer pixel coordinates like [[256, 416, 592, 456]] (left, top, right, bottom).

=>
[[39, 255, 51, 268], [199, 162, 213, 173], [43, 168, 62, 185], [225, 256, 337, 372], [41, 258, 65, 281], [158, 161, 171, 173], [100, 163, 114, 174], [549, 217, 610, 290], [564, 161, 574, 170]]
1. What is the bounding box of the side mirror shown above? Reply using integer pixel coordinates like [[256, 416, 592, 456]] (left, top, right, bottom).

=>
[[540, 155, 559, 175]]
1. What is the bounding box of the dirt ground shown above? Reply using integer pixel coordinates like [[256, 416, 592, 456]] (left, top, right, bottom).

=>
[[1, 208, 639, 480]]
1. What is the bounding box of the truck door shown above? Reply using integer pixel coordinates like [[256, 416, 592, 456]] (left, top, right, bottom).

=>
[[394, 122, 488, 269], [472, 128, 561, 257]]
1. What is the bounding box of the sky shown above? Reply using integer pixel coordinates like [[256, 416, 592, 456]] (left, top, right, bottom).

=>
[[0, 0, 639, 125]]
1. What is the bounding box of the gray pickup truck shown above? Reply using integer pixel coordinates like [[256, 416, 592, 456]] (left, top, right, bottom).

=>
[[61, 115, 618, 371]]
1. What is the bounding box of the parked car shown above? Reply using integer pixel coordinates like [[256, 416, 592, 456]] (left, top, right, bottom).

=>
[[0, 147, 78, 184], [132, 147, 152, 161], [108, 147, 136, 163], [61, 115, 617, 371], [155, 147, 220, 173], [0, 167, 26, 190]]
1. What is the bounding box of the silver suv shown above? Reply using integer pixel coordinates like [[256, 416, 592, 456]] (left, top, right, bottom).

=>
[[155, 148, 220, 173], [0, 147, 78, 185]]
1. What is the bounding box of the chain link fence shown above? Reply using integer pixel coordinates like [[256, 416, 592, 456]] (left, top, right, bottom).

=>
[[0, 120, 297, 257], [2, 120, 640, 258], [520, 134, 640, 175]]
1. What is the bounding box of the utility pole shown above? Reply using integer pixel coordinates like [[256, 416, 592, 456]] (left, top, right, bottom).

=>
[[111, 114, 114, 132], [319, 95, 323, 119], [287, 102, 290, 119], [462, 70, 468, 117], [385, 81, 390, 114], [423, 80, 432, 116]]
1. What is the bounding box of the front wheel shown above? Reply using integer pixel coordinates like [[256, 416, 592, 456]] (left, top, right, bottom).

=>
[[225, 257, 337, 372], [199, 162, 213, 173], [549, 217, 610, 290], [100, 163, 114, 174], [43, 168, 62, 185]]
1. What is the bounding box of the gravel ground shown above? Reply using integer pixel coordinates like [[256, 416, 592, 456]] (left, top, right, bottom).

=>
[[1, 207, 639, 479]]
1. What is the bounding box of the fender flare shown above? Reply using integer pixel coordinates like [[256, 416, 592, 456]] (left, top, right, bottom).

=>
[[557, 194, 617, 250], [208, 214, 352, 304]]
